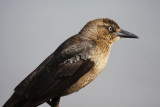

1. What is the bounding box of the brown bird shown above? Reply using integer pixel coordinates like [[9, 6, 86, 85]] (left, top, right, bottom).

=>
[[3, 18, 138, 107]]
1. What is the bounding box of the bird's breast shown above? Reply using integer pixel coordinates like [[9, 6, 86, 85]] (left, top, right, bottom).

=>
[[63, 46, 110, 95]]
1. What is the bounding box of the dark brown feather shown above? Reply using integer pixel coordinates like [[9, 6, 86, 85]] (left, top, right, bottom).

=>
[[25, 35, 96, 101], [5, 34, 96, 107]]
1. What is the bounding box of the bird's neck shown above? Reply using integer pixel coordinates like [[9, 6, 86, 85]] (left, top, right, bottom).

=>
[[95, 39, 111, 54], [79, 25, 112, 53], [79, 22, 98, 38], [79, 36, 111, 54]]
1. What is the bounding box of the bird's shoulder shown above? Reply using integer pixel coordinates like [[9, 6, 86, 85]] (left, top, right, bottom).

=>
[[52, 34, 96, 65]]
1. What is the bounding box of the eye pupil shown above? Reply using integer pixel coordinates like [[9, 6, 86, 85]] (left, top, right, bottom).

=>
[[108, 26, 113, 31]]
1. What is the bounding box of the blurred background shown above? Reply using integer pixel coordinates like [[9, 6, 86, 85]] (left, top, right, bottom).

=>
[[0, 0, 160, 107]]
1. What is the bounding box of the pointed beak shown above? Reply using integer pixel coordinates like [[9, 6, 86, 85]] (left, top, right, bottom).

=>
[[116, 29, 139, 38]]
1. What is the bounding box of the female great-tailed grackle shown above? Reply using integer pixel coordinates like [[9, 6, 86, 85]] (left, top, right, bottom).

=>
[[3, 18, 138, 107]]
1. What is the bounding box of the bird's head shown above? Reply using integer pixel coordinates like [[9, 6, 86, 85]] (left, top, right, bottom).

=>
[[80, 18, 138, 44]]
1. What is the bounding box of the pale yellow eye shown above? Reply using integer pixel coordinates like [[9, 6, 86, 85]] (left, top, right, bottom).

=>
[[108, 26, 113, 32]]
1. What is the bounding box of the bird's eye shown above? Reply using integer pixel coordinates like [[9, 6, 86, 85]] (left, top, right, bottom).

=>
[[108, 26, 113, 32]]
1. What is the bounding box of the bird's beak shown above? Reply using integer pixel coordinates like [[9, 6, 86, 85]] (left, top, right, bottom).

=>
[[116, 29, 139, 38]]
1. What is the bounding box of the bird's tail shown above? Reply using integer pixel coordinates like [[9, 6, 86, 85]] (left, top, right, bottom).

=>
[[3, 93, 26, 107]]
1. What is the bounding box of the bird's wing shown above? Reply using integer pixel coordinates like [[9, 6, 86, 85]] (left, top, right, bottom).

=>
[[14, 52, 55, 95], [14, 35, 96, 101]]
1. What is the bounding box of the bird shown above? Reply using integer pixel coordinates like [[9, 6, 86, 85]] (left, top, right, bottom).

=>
[[3, 18, 138, 107]]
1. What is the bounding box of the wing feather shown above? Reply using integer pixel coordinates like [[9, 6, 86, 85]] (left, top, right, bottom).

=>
[[14, 35, 96, 102]]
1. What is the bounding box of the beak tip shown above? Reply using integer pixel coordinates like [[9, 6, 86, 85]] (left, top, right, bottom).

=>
[[117, 29, 139, 39], [133, 35, 139, 39], [132, 35, 139, 39]]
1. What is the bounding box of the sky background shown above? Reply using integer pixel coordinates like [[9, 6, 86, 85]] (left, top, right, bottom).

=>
[[0, 0, 160, 107]]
